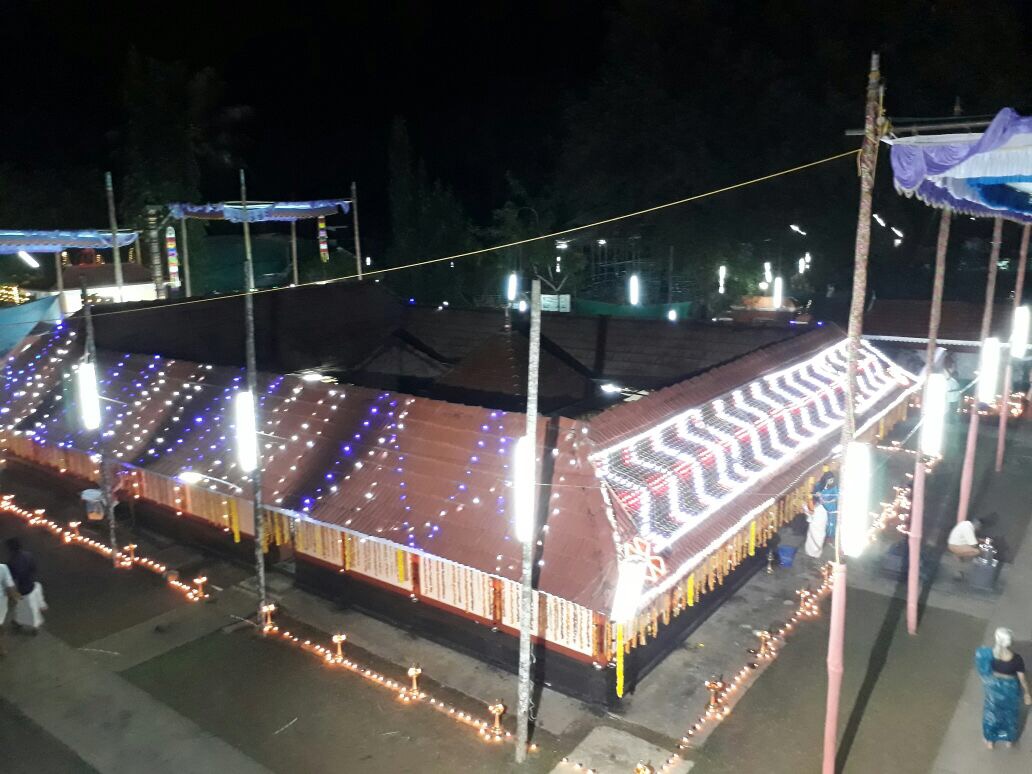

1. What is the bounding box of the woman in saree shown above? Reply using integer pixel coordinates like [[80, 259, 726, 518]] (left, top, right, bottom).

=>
[[975, 627, 1031, 748]]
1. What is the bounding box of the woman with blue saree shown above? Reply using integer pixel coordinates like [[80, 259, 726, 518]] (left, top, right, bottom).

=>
[[975, 627, 1031, 748]]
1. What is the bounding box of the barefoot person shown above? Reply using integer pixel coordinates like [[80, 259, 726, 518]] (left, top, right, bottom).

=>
[[975, 627, 1032, 749], [6, 538, 45, 634]]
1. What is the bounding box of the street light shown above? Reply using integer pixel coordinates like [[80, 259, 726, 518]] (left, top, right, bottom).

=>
[[798, 257, 806, 274], [234, 390, 259, 472], [1010, 305, 1029, 359], [178, 470, 244, 492], [977, 337, 1001, 405], [667, 309, 678, 322], [789, 224, 807, 236], [840, 441, 872, 558], [506, 273, 518, 303], [610, 557, 647, 623], [628, 274, 641, 306], [763, 261, 773, 284], [17, 250, 39, 269], [919, 373, 948, 458], [76, 361, 101, 431], [773, 277, 783, 310], [718, 264, 727, 294]]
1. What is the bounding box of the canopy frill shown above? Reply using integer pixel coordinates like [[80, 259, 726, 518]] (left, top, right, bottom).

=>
[[0, 229, 139, 255], [168, 199, 350, 223]]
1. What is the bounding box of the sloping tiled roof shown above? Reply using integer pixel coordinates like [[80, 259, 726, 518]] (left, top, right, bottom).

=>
[[864, 300, 1009, 345]]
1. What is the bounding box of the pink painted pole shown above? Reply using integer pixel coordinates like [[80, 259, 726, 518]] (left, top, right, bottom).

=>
[[907, 460, 925, 635], [822, 562, 848, 774], [956, 217, 1003, 524], [908, 207, 951, 635], [995, 224, 1029, 472]]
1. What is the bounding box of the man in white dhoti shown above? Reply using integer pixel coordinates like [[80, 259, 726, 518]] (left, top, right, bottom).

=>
[[6, 537, 45, 634], [0, 561, 15, 655]]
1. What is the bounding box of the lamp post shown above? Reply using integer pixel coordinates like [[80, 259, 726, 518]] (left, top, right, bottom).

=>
[[957, 217, 1003, 524], [104, 172, 125, 301], [79, 284, 119, 567], [628, 273, 641, 306], [514, 279, 541, 764], [238, 169, 267, 617], [996, 224, 1030, 471]]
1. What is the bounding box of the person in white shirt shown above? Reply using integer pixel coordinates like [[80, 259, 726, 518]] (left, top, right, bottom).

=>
[[948, 518, 982, 559], [0, 562, 16, 656], [945, 371, 962, 421]]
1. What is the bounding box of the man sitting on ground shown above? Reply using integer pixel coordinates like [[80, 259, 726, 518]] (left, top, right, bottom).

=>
[[948, 518, 982, 559]]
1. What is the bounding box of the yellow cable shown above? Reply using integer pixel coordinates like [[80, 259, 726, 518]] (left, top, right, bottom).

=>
[[78, 147, 859, 322]]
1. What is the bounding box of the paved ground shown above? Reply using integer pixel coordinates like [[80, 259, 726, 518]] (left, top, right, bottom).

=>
[[1, 416, 1031, 773]]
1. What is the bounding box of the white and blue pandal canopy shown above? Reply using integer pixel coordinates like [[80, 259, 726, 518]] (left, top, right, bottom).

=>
[[0, 229, 138, 254], [889, 108, 1032, 223], [168, 199, 350, 223]]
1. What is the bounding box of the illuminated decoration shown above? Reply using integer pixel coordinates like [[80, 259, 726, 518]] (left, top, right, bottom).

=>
[[919, 373, 947, 457], [667, 309, 677, 322], [718, 264, 726, 294], [805, 252, 812, 267], [798, 258, 806, 274], [506, 273, 518, 303], [17, 250, 39, 269], [592, 339, 915, 550], [512, 435, 536, 543], [234, 390, 258, 472], [318, 216, 329, 263], [977, 337, 1001, 404], [1010, 306, 1030, 359], [789, 224, 807, 236], [840, 441, 872, 558], [408, 664, 422, 691], [773, 276, 783, 309], [763, 261, 773, 284], [628, 274, 641, 306], [76, 361, 101, 431], [165, 226, 180, 289], [610, 557, 647, 622], [626, 537, 667, 582]]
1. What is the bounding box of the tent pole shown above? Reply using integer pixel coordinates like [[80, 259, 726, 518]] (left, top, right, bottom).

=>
[[145, 206, 167, 300], [104, 172, 124, 301], [290, 220, 299, 285], [996, 223, 1029, 471], [908, 208, 951, 635], [54, 252, 65, 317], [179, 217, 193, 298], [351, 181, 363, 280], [957, 217, 1003, 524]]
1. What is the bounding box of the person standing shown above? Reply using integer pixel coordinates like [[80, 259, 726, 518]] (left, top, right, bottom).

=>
[[945, 369, 962, 422], [0, 560, 15, 655], [814, 472, 839, 542], [975, 627, 1032, 749], [6, 537, 45, 634]]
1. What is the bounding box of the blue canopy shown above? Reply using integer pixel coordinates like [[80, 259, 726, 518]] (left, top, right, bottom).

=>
[[168, 199, 350, 223], [890, 108, 1032, 223], [0, 229, 139, 254]]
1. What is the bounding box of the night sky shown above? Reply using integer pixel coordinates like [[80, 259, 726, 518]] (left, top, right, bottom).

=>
[[3, 0, 1032, 290]]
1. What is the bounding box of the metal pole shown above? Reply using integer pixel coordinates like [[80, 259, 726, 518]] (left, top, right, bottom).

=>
[[240, 169, 267, 613], [957, 217, 1002, 524], [823, 51, 881, 774], [81, 281, 119, 566], [996, 223, 1029, 471], [351, 181, 363, 280], [290, 219, 299, 286], [54, 252, 65, 317], [907, 207, 950, 635], [180, 217, 193, 298], [515, 279, 541, 764], [667, 246, 674, 304], [145, 206, 168, 300], [104, 172, 124, 301]]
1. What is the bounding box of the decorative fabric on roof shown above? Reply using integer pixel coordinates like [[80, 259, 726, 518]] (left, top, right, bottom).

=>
[[0, 230, 139, 254], [591, 339, 915, 550], [168, 200, 350, 222], [889, 108, 1032, 222]]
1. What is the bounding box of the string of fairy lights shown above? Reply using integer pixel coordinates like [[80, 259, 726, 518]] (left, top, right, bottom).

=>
[[0, 492, 537, 750]]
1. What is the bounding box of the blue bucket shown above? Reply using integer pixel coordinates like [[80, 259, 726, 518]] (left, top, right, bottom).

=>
[[777, 545, 797, 568]]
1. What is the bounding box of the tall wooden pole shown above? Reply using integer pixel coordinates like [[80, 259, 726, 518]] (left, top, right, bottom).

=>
[[823, 52, 881, 774], [179, 217, 193, 298], [995, 223, 1029, 471], [104, 172, 124, 301], [53, 252, 65, 316], [351, 182, 364, 280], [81, 280, 119, 566], [956, 217, 1003, 524], [907, 208, 951, 635], [514, 279, 541, 764], [290, 219, 299, 286], [240, 170, 267, 613]]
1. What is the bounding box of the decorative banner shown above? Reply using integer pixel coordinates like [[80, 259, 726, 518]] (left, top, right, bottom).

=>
[[318, 216, 329, 263], [165, 226, 180, 288], [627, 536, 667, 582]]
